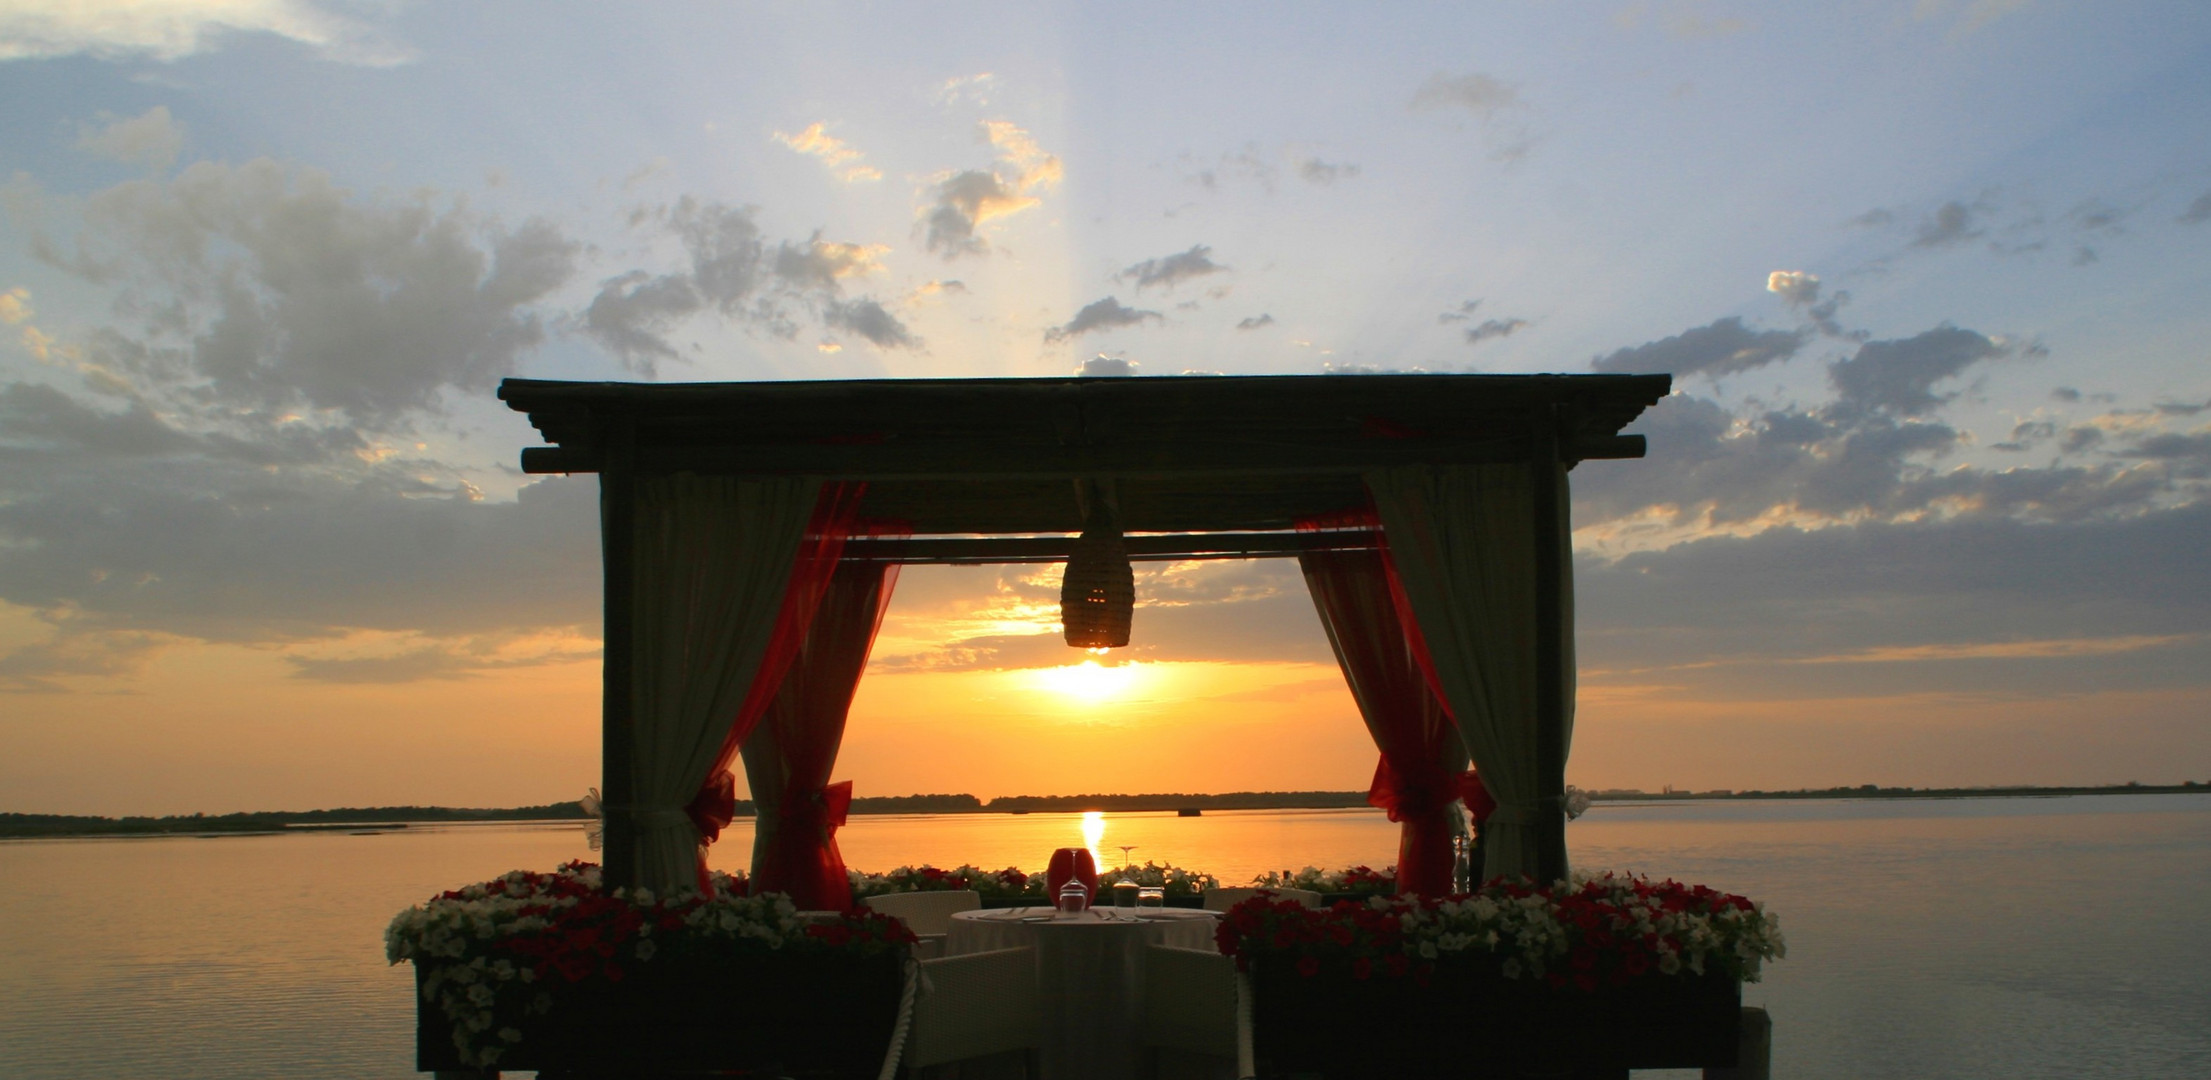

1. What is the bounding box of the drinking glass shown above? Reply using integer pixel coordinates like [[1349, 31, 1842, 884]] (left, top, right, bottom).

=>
[[1136, 886, 1165, 909]]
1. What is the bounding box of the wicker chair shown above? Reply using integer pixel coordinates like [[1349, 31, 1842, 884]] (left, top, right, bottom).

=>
[[1201, 886, 1323, 912], [897, 946, 1042, 1078], [1142, 944, 1242, 1078], [863, 890, 982, 960]]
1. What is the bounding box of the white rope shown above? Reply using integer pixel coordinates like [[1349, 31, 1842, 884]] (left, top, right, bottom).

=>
[[875, 951, 922, 1080], [1235, 969, 1257, 1080]]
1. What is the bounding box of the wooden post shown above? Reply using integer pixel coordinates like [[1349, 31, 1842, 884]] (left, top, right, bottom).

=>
[[1530, 405, 1570, 884], [598, 415, 637, 891]]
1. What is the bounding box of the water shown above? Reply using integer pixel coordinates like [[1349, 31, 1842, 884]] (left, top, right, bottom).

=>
[[2, 794, 2205, 1078]]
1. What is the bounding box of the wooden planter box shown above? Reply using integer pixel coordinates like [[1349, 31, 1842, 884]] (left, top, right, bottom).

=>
[[415, 949, 904, 1079], [1245, 954, 1740, 1079]]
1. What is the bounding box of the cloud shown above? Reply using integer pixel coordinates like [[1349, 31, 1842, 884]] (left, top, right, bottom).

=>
[[1574, 503, 2211, 701], [583, 199, 914, 365], [1438, 300, 1481, 324], [0, 0, 413, 65], [1912, 200, 1983, 248], [1828, 325, 2006, 417], [1296, 158, 1359, 185], [28, 159, 576, 427], [75, 106, 183, 171], [771, 123, 882, 183], [1044, 297, 1160, 344], [1076, 356, 1138, 377], [1118, 245, 1228, 291], [1236, 314, 1275, 331], [1411, 71, 1520, 118], [1766, 270, 1859, 339], [1463, 318, 1528, 347], [823, 297, 919, 350], [2179, 191, 2211, 225], [0, 287, 29, 325], [915, 121, 1061, 260], [934, 73, 998, 108], [1411, 70, 1535, 159], [771, 234, 888, 292], [1590, 316, 1805, 379]]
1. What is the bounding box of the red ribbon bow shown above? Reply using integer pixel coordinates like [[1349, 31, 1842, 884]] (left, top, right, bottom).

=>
[[685, 769, 740, 845]]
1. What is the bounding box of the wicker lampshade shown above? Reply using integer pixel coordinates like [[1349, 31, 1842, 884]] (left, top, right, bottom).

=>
[[1061, 505, 1134, 648]]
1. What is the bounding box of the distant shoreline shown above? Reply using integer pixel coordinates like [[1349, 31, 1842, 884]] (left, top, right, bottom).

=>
[[4, 782, 2203, 839]]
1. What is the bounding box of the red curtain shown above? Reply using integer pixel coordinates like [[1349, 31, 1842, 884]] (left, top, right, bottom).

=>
[[1298, 507, 1477, 896], [683, 482, 868, 888], [743, 549, 901, 910]]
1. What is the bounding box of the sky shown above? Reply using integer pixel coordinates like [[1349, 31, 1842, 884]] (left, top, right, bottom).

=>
[[1, 1, 2207, 816]]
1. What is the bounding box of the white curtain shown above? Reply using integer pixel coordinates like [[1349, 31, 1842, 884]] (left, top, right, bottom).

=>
[[1366, 464, 1575, 882], [627, 474, 819, 892]]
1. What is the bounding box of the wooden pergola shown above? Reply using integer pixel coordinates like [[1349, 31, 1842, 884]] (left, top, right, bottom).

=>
[[499, 373, 1670, 890]]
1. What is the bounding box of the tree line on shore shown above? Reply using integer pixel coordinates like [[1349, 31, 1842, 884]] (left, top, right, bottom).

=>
[[5, 781, 2200, 838]]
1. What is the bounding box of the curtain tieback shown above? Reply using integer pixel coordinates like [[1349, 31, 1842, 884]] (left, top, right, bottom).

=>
[[1454, 771, 1498, 825], [1484, 794, 1562, 828], [777, 780, 854, 834], [1367, 758, 1454, 822], [684, 769, 740, 845]]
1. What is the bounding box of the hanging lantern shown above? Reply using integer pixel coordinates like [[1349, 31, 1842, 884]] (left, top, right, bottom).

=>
[[1061, 495, 1134, 648]]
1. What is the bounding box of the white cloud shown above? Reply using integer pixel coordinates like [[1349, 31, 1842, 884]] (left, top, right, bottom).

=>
[[771, 122, 882, 183], [918, 121, 1061, 259], [75, 106, 184, 171], [0, 0, 414, 65]]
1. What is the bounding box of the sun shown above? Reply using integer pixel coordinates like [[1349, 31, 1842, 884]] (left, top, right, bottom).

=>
[[1028, 659, 1143, 705]]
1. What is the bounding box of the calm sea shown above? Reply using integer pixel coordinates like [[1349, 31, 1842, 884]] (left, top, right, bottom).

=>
[[2, 794, 2205, 1079]]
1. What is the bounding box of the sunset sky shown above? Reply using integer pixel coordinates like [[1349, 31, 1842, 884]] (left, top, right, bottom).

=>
[[2, 2, 2207, 816]]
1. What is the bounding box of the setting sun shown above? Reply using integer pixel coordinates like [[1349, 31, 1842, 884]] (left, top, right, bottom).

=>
[[1027, 659, 1145, 705]]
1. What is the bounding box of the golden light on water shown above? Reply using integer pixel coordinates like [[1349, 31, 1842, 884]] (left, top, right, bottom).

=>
[[1081, 810, 1105, 867]]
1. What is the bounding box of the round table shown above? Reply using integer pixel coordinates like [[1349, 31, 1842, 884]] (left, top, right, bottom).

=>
[[945, 907, 1219, 1080]]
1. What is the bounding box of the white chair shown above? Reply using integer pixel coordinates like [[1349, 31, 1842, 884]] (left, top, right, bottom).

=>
[[863, 890, 982, 960], [1142, 944, 1240, 1077], [896, 946, 1041, 1078], [1201, 886, 1323, 912]]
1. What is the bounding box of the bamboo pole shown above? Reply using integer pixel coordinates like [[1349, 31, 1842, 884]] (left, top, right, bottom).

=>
[[598, 415, 637, 891], [1530, 405, 1571, 885]]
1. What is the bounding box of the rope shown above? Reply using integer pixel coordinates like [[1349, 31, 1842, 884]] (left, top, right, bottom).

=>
[[875, 951, 922, 1080]]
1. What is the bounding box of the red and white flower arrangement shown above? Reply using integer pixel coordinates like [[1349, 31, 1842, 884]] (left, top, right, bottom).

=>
[[1216, 871, 1785, 992], [1251, 864, 1399, 896], [846, 863, 1039, 898], [386, 861, 913, 1068]]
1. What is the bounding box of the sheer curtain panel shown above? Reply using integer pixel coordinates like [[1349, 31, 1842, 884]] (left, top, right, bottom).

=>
[[742, 557, 899, 911], [1365, 464, 1575, 882], [1296, 510, 1472, 896], [624, 476, 858, 893]]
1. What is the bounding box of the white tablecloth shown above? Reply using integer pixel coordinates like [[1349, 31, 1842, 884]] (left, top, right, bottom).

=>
[[946, 907, 1219, 1080]]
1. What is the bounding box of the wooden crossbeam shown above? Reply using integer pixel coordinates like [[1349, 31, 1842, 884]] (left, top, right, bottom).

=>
[[837, 530, 1380, 565]]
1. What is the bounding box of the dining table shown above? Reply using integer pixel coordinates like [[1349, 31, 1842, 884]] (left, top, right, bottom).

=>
[[944, 905, 1220, 1080]]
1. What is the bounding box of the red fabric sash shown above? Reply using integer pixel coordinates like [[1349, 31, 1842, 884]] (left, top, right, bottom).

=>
[[759, 779, 854, 911], [682, 484, 870, 892], [1300, 505, 1469, 897]]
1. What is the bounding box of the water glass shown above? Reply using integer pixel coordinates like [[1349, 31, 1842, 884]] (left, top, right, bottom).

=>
[[1136, 886, 1165, 908], [1112, 880, 1139, 907], [1056, 881, 1090, 914]]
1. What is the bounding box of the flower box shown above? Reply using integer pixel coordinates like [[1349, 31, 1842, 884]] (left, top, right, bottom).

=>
[[1217, 873, 1784, 1079], [413, 949, 904, 1078], [1245, 955, 1740, 1077], [389, 863, 914, 1077]]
